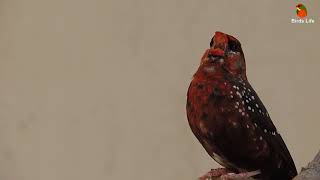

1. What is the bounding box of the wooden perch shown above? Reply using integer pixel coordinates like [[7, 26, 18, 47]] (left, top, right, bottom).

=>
[[200, 150, 320, 180]]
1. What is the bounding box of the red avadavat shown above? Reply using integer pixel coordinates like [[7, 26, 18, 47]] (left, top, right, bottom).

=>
[[186, 32, 297, 180]]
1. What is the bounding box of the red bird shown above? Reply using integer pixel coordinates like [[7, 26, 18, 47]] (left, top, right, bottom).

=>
[[186, 32, 297, 180]]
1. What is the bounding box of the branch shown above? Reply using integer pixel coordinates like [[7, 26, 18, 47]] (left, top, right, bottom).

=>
[[294, 150, 320, 180]]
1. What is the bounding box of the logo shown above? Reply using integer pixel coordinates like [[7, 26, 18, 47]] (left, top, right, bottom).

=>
[[291, 3, 315, 24], [296, 3, 307, 18]]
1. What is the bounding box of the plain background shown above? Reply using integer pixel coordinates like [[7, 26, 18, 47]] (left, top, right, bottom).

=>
[[0, 0, 319, 179]]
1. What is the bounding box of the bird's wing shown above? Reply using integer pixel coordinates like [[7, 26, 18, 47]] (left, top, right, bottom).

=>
[[242, 80, 297, 175]]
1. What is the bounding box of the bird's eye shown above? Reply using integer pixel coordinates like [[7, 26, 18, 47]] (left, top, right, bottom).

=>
[[228, 40, 239, 52]]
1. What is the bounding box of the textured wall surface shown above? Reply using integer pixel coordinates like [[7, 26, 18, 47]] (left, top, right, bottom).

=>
[[0, 0, 319, 180], [294, 151, 320, 180]]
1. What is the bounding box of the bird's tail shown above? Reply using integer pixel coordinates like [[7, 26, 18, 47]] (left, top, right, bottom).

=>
[[268, 168, 297, 180]]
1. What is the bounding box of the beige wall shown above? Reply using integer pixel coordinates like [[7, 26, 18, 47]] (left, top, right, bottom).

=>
[[0, 0, 319, 179]]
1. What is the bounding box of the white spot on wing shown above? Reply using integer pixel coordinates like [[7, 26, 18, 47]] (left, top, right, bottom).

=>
[[236, 91, 242, 98]]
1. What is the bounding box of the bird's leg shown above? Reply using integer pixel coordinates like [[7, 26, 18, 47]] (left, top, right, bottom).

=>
[[199, 168, 234, 180], [220, 170, 261, 180]]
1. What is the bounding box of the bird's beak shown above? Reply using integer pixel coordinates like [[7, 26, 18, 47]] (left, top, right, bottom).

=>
[[209, 31, 228, 58]]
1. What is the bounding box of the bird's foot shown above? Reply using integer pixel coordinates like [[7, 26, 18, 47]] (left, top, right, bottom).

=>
[[199, 168, 233, 180], [220, 170, 261, 180], [199, 169, 260, 180]]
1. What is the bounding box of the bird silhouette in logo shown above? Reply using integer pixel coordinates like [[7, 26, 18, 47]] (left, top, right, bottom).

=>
[[296, 3, 307, 18]]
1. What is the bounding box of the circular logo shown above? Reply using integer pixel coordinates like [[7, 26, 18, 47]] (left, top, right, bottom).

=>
[[296, 3, 307, 18]]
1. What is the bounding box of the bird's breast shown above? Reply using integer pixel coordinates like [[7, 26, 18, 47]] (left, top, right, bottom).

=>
[[187, 79, 232, 139]]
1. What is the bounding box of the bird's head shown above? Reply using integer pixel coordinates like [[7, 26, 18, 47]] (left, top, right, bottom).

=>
[[296, 4, 306, 12], [199, 31, 246, 79]]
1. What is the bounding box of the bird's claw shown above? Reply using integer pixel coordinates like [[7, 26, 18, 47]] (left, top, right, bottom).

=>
[[199, 168, 233, 180], [199, 169, 260, 180]]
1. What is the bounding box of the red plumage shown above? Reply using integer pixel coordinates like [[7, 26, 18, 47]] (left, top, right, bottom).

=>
[[186, 32, 297, 179]]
